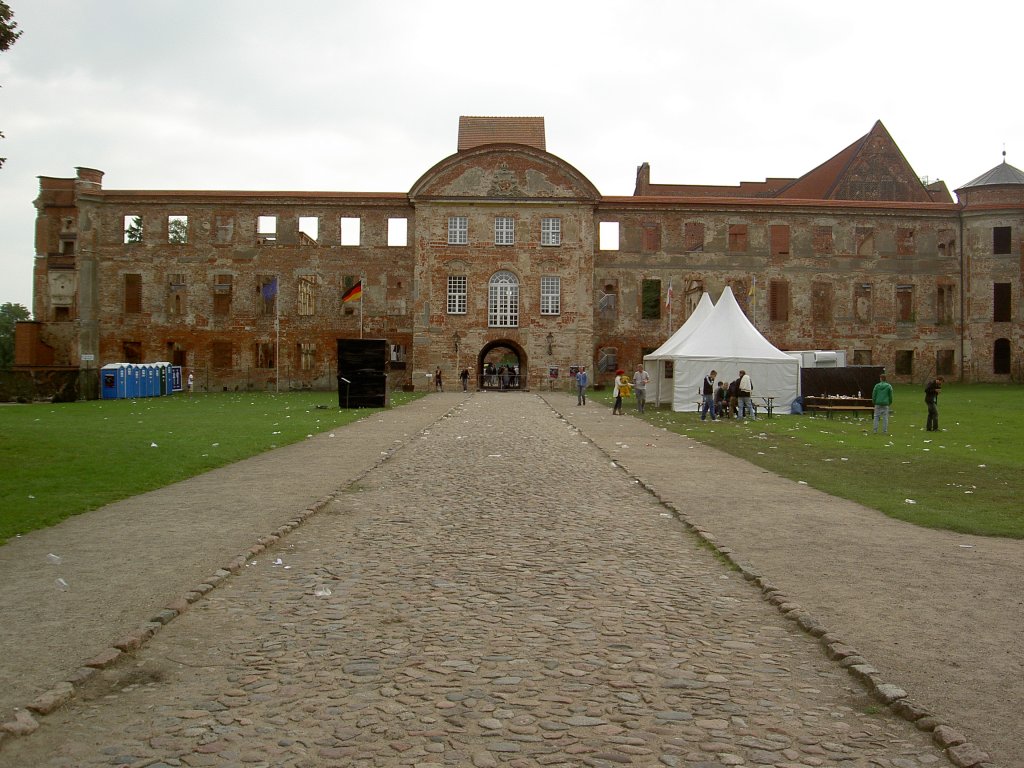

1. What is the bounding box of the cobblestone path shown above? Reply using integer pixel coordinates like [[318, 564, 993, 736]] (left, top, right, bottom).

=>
[[2, 395, 952, 767]]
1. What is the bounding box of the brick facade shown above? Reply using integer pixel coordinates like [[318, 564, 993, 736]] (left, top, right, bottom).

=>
[[18, 118, 1024, 397]]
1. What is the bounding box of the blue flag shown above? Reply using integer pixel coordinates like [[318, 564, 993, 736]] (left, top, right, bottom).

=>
[[261, 278, 278, 300]]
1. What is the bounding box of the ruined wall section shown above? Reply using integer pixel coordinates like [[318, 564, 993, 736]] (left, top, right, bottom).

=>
[[594, 198, 962, 383], [76, 187, 414, 392]]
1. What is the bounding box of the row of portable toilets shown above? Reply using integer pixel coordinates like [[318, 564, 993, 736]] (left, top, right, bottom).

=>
[[100, 362, 181, 399]]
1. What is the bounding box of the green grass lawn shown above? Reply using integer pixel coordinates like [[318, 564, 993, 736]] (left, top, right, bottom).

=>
[[0, 391, 422, 544], [596, 383, 1024, 539]]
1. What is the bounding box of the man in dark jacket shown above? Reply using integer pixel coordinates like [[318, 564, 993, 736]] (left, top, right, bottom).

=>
[[925, 376, 944, 431], [700, 369, 717, 421]]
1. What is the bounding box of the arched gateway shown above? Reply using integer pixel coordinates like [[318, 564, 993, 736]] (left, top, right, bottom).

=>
[[477, 339, 527, 391]]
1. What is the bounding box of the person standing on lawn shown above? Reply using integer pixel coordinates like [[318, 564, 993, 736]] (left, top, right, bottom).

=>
[[700, 369, 717, 421], [871, 372, 894, 434], [925, 375, 944, 431]]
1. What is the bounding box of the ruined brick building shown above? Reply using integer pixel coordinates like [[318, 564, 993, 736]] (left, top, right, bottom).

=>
[[17, 116, 1024, 397]]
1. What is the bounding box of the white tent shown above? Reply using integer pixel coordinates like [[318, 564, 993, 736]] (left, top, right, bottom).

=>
[[667, 286, 800, 413], [644, 292, 714, 407]]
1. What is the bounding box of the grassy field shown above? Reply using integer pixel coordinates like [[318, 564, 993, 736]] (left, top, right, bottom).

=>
[[594, 383, 1024, 539], [0, 390, 421, 544]]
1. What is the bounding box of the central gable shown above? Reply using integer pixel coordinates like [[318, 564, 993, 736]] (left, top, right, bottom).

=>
[[409, 145, 600, 202]]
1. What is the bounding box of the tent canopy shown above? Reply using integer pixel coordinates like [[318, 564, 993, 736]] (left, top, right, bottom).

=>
[[663, 287, 800, 412]]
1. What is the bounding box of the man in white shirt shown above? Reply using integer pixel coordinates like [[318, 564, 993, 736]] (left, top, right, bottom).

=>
[[633, 364, 651, 414], [738, 370, 755, 419]]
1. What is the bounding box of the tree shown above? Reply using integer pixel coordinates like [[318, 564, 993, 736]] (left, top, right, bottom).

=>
[[1, 2, 22, 171], [0, 301, 31, 370]]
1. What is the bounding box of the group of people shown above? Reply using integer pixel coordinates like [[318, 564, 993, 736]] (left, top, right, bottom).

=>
[[699, 370, 756, 420], [610, 365, 651, 415], [870, 373, 943, 434]]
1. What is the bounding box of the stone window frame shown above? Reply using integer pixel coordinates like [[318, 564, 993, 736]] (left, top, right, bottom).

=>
[[494, 216, 515, 246], [488, 271, 519, 327], [447, 275, 467, 315], [540, 276, 561, 315], [541, 217, 561, 247], [448, 216, 468, 245]]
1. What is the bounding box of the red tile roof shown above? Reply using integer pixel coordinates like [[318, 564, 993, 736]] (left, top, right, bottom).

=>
[[458, 116, 546, 152]]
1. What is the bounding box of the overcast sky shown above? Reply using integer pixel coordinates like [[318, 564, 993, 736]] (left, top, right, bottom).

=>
[[1, 0, 1021, 311]]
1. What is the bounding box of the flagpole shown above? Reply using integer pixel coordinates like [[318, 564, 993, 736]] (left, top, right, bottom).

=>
[[359, 274, 364, 339], [275, 277, 280, 394]]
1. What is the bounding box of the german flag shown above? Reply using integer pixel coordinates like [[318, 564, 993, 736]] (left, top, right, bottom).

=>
[[341, 281, 362, 303]]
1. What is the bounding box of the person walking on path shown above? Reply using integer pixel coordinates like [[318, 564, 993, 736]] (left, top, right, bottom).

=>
[[737, 370, 755, 419], [576, 366, 589, 405], [632, 364, 650, 414], [925, 375, 944, 431], [460, 368, 469, 392], [700, 369, 717, 421], [612, 369, 629, 415], [871, 372, 894, 434], [186, 371, 194, 397]]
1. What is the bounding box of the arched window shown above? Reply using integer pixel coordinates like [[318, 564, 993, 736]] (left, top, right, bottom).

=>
[[488, 271, 519, 327], [993, 338, 1011, 375]]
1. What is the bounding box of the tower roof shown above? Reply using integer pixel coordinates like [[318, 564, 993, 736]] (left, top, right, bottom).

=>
[[958, 159, 1024, 190]]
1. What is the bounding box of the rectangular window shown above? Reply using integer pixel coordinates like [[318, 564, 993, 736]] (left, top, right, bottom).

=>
[[599, 221, 620, 251], [811, 281, 832, 324], [854, 283, 872, 323], [541, 217, 561, 246], [936, 349, 955, 376], [813, 225, 834, 255], [895, 350, 914, 376], [896, 284, 914, 322], [168, 215, 188, 244], [642, 223, 661, 252], [937, 283, 954, 325], [597, 347, 618, 374], [769, 224, 790, 256], [896, 227, 915, 256], [211, 341, 232, 369], [641, 278, 661, 320], [495, 216, 515, 245], [938, 229, 956, 257], [298, 216, 319, 245], [122, 341, 142, 364], [448, 216, 468, 245], [213, 274, 233, 316], [167, 273, 186, 316], [856, 226, 875, 256], [684, 222, 705, 251], [388, 217, 408, 247], [993, 226, 1012, 255], [540, 276, 561, 315], [257, 215, 277, 244], [124, 215, 143, 244], [124, 273, 142, 314], [447, 275, 467, 314], [728, 224, 748, 252], [297, 276, 316, 316], [254, 342, 275, 369], [769, 280, 789, 321], [994, 282, 1011, 322], [852, 349, 872, 366], [340, 217, 360, 246], [215, 215, 234, 244], [299, 342, 316, 371], [598, 283, 617, 320]]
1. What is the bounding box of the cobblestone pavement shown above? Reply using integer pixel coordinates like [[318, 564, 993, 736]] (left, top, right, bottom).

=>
[[1, 394, 955, 767]]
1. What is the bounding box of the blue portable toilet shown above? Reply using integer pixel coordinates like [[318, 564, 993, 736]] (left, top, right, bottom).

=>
[[126, 364, 141, 399], [145, 365, 158, 397], [100, 364, 121, 399], [116, 363, 128, 398]]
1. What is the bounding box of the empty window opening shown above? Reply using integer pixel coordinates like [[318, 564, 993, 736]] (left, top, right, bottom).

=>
[[388, 218, 408, 247], [936, 349, 955, 376], [993, 338, 1011, 375], [124, 215, 143, 244], [216, 215, 234, 244], [936, 283, 954, 325], [597, 347, 618, 374], [811, 281, 832, 324], [994, 282, 1011, 322], [257, 275, 278, 316], [896, 227, 915, 256], [854, 284, 872, 323], [297, 276, 316, 316], [993, 226, 1012, 255], [213, 274, 233, 316], [254, 342, 275, 369], [340, 217, 360, 246], [299, 342, 316, 371], [168, 215, 188, 244], [895, 349, 914, 376], [599, 222, 620, 251], [122, 341, 142, 364], [298, 216, 319, 245], [852, 349, 872, 366], [641, 279, 661, 320], [257, 216, 277, 244], [856, 227, 874, 256]]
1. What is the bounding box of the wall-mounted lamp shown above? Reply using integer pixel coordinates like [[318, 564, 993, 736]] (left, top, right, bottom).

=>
[[546, 332, 554, 355], [453, 331, 461, 353]]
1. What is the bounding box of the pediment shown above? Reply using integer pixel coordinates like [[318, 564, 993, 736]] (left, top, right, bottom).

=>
[[410, 145, 600, 202]]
